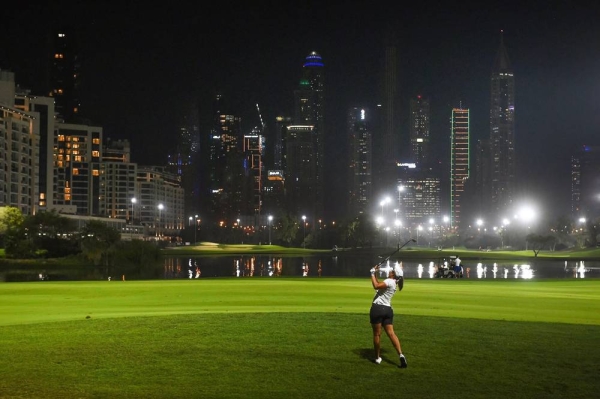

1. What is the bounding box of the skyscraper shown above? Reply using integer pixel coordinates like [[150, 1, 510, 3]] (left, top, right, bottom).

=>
[[571, 145, 600, 220], [285, 125, 317, 218], [46, 28, 83, 124], [450, 107, 470, 228], [375, 29, 399, 197], [292, 51, 325, 225], [347, 107, 372, 216], [409, 96, 430, 166], [489, 31, 515, 217]]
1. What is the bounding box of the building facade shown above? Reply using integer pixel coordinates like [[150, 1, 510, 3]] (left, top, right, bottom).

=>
[[0, 70, 40, 215], [293, 52, 325, 226], [409, 96, 430, 166], [450, 107, 470, 229], [489, 32, 515, 217], [347, 107, 372, 216]]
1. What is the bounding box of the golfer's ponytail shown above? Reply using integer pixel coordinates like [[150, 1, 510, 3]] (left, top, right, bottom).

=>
[[396, 276, 404, 291]]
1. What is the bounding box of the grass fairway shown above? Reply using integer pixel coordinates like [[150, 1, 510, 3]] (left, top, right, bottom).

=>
[[1, 279, 599, 398]]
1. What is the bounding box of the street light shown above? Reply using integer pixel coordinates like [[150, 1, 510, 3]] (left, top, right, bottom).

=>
[[302, 215, 307, 249], [268, 215, 273, 245], [157, 203, 164, 237], [194, 214, 199, 244], [380, 196, 391, 217], [130, 197, 137, 223], [397, 185, 405, 218], [429, 218, 434, 246]]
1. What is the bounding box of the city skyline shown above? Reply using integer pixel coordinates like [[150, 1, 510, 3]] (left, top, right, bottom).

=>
[[3, 2, 600, 221]]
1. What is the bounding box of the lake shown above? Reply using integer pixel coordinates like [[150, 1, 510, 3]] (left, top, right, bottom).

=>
[[164, 255, 600, 280], [5, 255, 597, 282]]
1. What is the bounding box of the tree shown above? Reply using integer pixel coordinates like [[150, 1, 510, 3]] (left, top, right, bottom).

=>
[[525, 233, 558, 256], [278, 213, 299, 245], [22, 210, 78, 257], [80, 221, 121, 276], [0, 206, 31, 258]]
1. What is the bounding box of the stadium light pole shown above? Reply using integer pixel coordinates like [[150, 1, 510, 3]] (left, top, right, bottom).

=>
[[157, 203, 164, 237], [302, 215, 306, 249], [194, 214, 199, 244], [130, 197, 137, 223], [268, 215, 273, 245]]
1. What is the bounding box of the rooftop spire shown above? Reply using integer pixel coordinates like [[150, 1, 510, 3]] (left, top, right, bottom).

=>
[[492, 29, 511, 72]]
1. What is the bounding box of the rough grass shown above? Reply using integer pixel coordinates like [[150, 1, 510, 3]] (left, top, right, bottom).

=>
[[1, 279, 599, 398]]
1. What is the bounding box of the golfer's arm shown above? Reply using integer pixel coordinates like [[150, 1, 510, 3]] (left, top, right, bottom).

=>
[[371, 275, 386, 289]]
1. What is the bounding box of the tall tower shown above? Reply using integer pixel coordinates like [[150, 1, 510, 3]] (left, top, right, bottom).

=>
[[489, 31, 515, 217], [47, 28, 83, 123], [409, 96, 430, 166], [375, 29, 399, 197], [347, 107, 372, 216], [293, 51, 325, 225], [285, 125, 317, 219], [450, 107, 470, 229]]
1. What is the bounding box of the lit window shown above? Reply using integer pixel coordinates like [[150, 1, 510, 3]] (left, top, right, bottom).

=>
[[92, 169, 99, 176]]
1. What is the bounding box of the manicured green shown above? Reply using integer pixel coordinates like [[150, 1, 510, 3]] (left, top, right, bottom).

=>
[[162, 242, 600, 261], [1, 279, 599, 398]]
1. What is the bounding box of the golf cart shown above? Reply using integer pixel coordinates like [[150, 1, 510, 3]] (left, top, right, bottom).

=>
[[434, 256, 463, 278]]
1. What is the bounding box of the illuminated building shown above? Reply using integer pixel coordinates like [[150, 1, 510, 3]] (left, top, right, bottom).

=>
[[0, 70, 40, 215], [293, 51, 325, 225], [450, 107, 469, 228], [99, 139, 138, 221], [285, 125, 317, 218], [137, 166, 184, 237], [347, 107, 372, 215], [489, 31, 515, 217], [571, 145, 600, 219], [409, 96, 430, 166]]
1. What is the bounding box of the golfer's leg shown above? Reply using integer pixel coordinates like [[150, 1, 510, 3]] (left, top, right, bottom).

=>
[[384, 324, 402, 355], [371, 323, 382, 357]]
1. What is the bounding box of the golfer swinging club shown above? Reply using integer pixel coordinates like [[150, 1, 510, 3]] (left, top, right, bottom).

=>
[[369, 262, 407, 368]]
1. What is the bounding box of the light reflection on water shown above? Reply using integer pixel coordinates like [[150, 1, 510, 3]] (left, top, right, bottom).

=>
[[163, 256, 598, 280]]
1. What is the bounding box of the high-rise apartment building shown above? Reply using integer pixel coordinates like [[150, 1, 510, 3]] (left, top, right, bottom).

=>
[[347, 107, 372, 216], [397, 174, 441, 224], [13, 83, 53, 214], [292, 52, 325, 225], [450, 108, 470, 228], [242, 128, 265, 221], [571, 145, 600, 220], [489, 32, 515, 217], [273, 115, 292, 171], [52, 123, 102, 215], [409, 96, 430, 166], [374, 32, 399, 198], [285, 125, 317, 218], [167, 104, 201, 218], [46, 28, 82, 123], [0, 70, 40, 215], [137, 166, 184, 237], [208, 110, 243, 224], [99, 138, 137, 221]]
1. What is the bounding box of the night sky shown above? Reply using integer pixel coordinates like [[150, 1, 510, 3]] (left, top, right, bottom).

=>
[[3, 2, 600, 220]]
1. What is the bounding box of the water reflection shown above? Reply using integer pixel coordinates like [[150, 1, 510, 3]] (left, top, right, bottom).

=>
[[161, 256, 599, 280]]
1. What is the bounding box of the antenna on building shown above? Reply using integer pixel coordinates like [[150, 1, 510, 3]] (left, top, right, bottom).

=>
[[256, 103, 265, 130]]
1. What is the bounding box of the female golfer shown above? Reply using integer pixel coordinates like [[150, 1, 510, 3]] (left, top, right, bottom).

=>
[[369, 263, 407, 368]]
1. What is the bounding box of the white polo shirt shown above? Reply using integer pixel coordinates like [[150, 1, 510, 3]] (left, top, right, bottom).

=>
[[372, 278, 397, 307]]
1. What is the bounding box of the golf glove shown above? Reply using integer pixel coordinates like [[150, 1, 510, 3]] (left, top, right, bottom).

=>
[[370, 268, 376, 275]]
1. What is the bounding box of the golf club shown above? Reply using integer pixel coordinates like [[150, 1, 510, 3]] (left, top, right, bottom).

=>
[[374, 238, 417, 268]]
